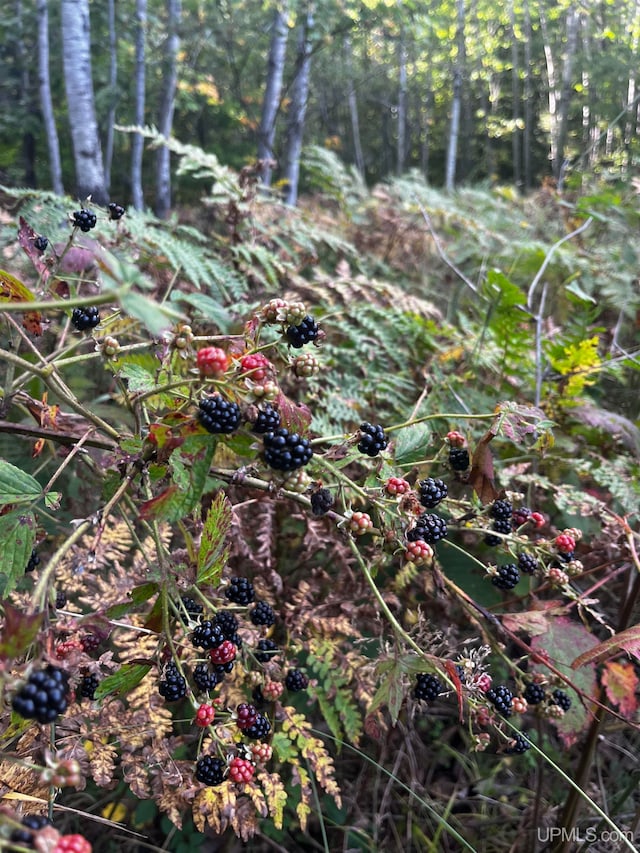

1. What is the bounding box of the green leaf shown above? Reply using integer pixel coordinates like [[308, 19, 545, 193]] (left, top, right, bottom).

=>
[[44, 491, 61, 510], [119, 289, 183, 335], [309, 683, 344, 748], [394, 422, 432, 466], [106, 582, 159, 619], [0, 460, 41, 505], [94, 663, 152, 700], [485, 268, 525, 309], [171, 292, 232, 332], [0, 509, 37, 596], [197, 493, 232, 585], [119, 363, 157, 393]]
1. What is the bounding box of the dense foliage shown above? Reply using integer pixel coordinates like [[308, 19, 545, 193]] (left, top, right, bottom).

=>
[[0, 156, 639, 852]]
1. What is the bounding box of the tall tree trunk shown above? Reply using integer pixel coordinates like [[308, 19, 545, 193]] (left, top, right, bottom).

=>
[[510, 0, 522, 190], [445, 0, 465, 191], [131, 0, 147, 210], [258, 2, 289, 187], [625, 0, 640, 177], [396, 16, 407, 175], [283, 5, 313, 206], [16, 0, 37, 186], [104, 0, 118, 190], [556, 4, 579, 188], [344, 35, 364, 177], [37, 0, 63, 194], [61, 0, 108, 204], [155, 0, 181, 219], [540, 7, 560, 179], [523, 0, 533, 188]]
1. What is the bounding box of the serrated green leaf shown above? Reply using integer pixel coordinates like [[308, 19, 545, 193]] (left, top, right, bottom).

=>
[[197, 493, 232, 585], [0, 460, 41, 505], [0, 510, 37, 596], [94, 663, 152, 700], [119, 363, 157, 393], [485, 268, 525, 308], [271, 731, 299, 763], [119, 289, 183, 335], [106, 582, 159, 618], [44, 491, 61, 510], [394, 422, 432, 466], [171, 292, 232, 332]]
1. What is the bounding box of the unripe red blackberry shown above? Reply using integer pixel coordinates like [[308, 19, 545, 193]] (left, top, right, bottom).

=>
[[54, 834, 92, 853], [228, 756, 255, 783], [194, 703, 216, 727], [385, 476, 411, 496], [209, 640, 236, 665], [349, 511, 373, 534], [555, 533, 576, 554], [405, 539, 434, 564], [240, 352, 271, 381], [196, 346, 229, 377], [236, 702, 259, 731]]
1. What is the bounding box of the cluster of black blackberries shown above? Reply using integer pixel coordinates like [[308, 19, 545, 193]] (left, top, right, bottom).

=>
[[12, 666, 69, 723], [252, 404, 281, 433], [108, 202, 126, 220], [263, 428, 313, 471], [414, 673, 443, 702], [250, 601, 276, 627], [72, 208, 97, 232], [25, 549, 40, 573], [418, 478, 448, 508], [448, 447, 470, 471], [225, 576, 255, 606], [158, 661, 187, 702], [491, 564, 520, 591], [310, 487, 334, 516], [195, 755, 226, 786], [198, 395, 241, 434], [486, 684, 513, 717], [357, 422, 388, 457], [71, 306, 100, 331], [79, 673, 100, 700], [286, 315, 320, 348], [255, 639, 279, 662], [518, 552, 539, 574], [285, 669, 309, 692], [10, 813, 52, 844], [34, 235, 48, 252], [407, 512, 448, 544]]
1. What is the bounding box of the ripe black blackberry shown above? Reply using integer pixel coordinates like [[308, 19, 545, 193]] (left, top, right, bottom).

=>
[[518, 552, 539, 575], [108, 202, 126, 220], [10, 814, 52, 844], [25, 549, 40, 573], [180, 596, 204, 616], [285, 669, 309, 692], [192, 662, 220, 692], [252, 684, 266, 708], [34, 235, 48, 252], [80, 632, 101, 653], [195, 755, 226, 786], [512, 506, 532, 527], [225, 576, 255, 605], [407, 512, 447, 545], [491, 564, 520, 591], [414, 673, 443, 701], [550, 689, 572, 711], [12, 666, 69, 723], [523, 682, 546, 705], [489, 499, 513, 521], [158, 661, 187, 701], [486, 684, 513, 717], [310, 487, 334, 516], [244, 712, 271, 740], [71, 306, 100, 331], [198, 395, 241, 434], [213, 610, 239, 640], [255, 639, 279, 662], [484, 518, 512, 546], [191, 620, 225, 650], [252, 404, 281, 434], [72, 208, 97, 232], [506, 732, 531, 754], [418, 478, 448, 509], [263, 428, 313, 471], [448, 447, 470, 471], [79, 673, 100, 700], [212, 660, 235, 676], [55, 590, 67, 609], [250, 601, 276, 627], [357, 422, 388, 457], [286, 315, 319, 348]]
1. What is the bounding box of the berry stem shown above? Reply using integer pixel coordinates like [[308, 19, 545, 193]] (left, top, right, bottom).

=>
[[0, 289, 125, 314]]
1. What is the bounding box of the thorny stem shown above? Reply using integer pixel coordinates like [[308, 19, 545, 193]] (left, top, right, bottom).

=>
[[315, 410, 496, 446]]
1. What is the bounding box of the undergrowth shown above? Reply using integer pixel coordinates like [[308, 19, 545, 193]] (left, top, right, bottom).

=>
[[0, 151, 639, 853]]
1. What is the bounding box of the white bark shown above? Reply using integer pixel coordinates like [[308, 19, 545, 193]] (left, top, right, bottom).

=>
[[132, 0, 147, 210], [445, 0, 465, 191], [155, 0, 181, 218], [284, 7, 313, 206], [104, 0, 118, 190], [37, 0, 63, 194], [344, 35, 365, 177], [258, 2, 289, 187], [61, 0, 108, 203]]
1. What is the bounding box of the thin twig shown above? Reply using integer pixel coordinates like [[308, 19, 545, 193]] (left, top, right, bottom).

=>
[[414, 199, 478, 293], [526, 216, 593, 310]]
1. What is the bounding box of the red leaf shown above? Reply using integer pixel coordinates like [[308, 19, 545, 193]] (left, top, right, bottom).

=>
[[601, 661, 639, 718], [275, 392, 312, 435], [444, 660, 464, 722], [468, 432, 497, 503], [0, 268, 43, 336], [0, 603, 43, 660], [139, 485, 179, 519]]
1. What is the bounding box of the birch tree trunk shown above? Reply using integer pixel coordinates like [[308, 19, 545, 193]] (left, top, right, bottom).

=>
[[155, 0, 181, 219], [61, 0, 108, 204], [104, 0, 118, 190], [510, 0, 522, 190], [445, 0, 465, 191], [258, 2, 289, 187], [131, 0, 147, 210], [396, 19, 408, 175], [539, 8, 559, 179], [556, 4, 579, 188], [283, 6, 313, 206], [523, 0, 533, 188], [37, 0, 63, 194], [344, 35, 365, 177], [16, 0, 37, 186]]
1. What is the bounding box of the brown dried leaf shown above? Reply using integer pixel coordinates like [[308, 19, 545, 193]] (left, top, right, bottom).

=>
[[468, 433, 497, 503]]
